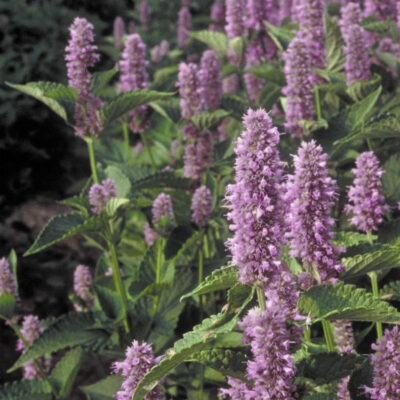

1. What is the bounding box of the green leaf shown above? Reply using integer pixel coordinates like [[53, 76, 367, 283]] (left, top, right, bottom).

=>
[[334, 232, 376, 248], [129, 171, 192, 191], [81, 375, 123, 400], [325, 15, 345, 72], [8, 249, 18, 294], [302, 395, 338, 400], [100, 90, 174, 126], [153, 65, 179, 85], [0, 294, 15, 320], [246, 63, 286, 86], [348, 358, 373, 400], [383, 154, 400, 204], [50, 348, 83, 399], [229, 36, 246, 61], [90, 66, 119, 96], [191, 110, 230, 131], [181, 265, 238, 300], [166, 230, 202, 263], [298, 282, 400, 323], [103, 198, 130, 217], [60, 196, 90, 214], [9, 312, 109, 372], [220, 94, 247, 120], [93, 285, 124, 321], [341, 246, 400, 279], [0, 380, 51, 400], [360, 17, 399, 41], [188, 30, 228, 59], [164, 225, 194, 260], [264, 21, 294, 51], [380, 280, 400, 301], [346, 74, 382, 102], [149, 98, 181, 123], [24, 214, 103, 256]]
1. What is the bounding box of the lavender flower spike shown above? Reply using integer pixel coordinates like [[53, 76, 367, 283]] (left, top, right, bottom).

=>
[[152, 193, 174, 224], [191, 186, 213, 227], [184, 144, 201, 180], [366, 326, 400, 399], [178, 6, 192, 49], [112, 340, 162, 400], [73, 264, 94, 311], [113, 17, 125, 50], [345, 151, 389, 233], [89, 179, 117, 214], [225, 109, 287, 289], [140, 0, 150, 31], [199, 50, 222, 110], [286, 140, 343, 283], [0, 257, 16, 296], [209, 0, 226, 31], [225, 0, 246, 40], [340, 3, 371, 86], [177, 63, 202, 120], [247, 0, 279, 30], [282, 33, 314, 138], [65, 17, 102, 138], [364, 0, 397, 21]]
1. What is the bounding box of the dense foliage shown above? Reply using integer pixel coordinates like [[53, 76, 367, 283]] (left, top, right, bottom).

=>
[[1, 0, 400, 399]]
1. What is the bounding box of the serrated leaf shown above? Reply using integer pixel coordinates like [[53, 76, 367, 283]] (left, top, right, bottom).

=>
[[0, 379, 51, 400], [360, 17, 399, 41], [325, 15, 345, 72], [383, 154, 400, 203], [91, 66, 119, 96], [181, 266, 238, 300], [297, 282, 400, 323], [153, 65, 179, 85], [229, 36, 246, 61], [104, 198, 130, 217], [264, 21, 294, 50], [105, 166, 131, 198], [93, 285, 124, 321], [341, 246, 400, 279], [246, 63, 286, 86], [220, 94, 247, 120], [24, 214, 103, 256], [334, 232, 376, 248], [60, 196, 90, 214], [0, 294, 15, 320], [100, 90, 174, 126], [348, 358, 373, 400], [149, 98, 181, 123], [191, 110, 230, 131], [167, 230, 202, 263], [346, 74, 381, 102], [188, 30, 228, 59], [380, 280, 400, 301], [130, 171, 192, 191], [81, 375, 123, 400], [9, 312, 109, 372], [50, 348, 83, 399], [164, 225, 194, 260]]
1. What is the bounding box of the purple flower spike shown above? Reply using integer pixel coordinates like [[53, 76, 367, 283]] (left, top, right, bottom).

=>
[[112, 340, 162, 400], [366, 326, 400, 400], [89, 179, 117, 214], [247, 0, 279, 30], [0, 257, 16, 296], [333, 320, 355, 354], [286, 140, 343, 283], [226, 0, 246, 39], [282, 34, 314, 138], [152, 193, 174, 224], [177, 63, 202, 120], [364, 0, 397, 21], [209, 0, 226, 31], [182, 123, 198, 141], [113, 17, 125, 50], [140, 0, 150, 31], [225, 109, 287, 289], [345, 152, 389, 233], [244, 40, 265, 103], [178, 6, 192, 49], [65, 17, 102, 138], [144, 222, 159, 245], [199, 50, 222, 110], [197, 130, 213, 173], [73, 264, 94, 311], [191, 186, 213, 226], [102, 179, 117, 199], [184, 144, 201, 180], [340, 3, 371, 86], [222, 74, 240, 94], [298, 0, 326, 71]]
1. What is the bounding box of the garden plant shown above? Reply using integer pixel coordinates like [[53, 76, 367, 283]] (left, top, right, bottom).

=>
[[2, 0, 400, 399]]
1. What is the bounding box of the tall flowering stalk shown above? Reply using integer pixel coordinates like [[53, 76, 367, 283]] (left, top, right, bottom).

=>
[[247, 0, 279, 30], [340, 3, 371, 86], [178, 5, 192, 49], [152, 193, 174, 224], [177, 62, 202, 120], [364, 0, 397, 21], [144, 222, 159, 246], [113, 17, 125, 50], [244, 40, 266, 104], [112, 340, 162, 400], [209, 0, 225, 31], [0, 257, 16, 295], [73, 264, 94, 311], [140, 0, 150, 31], [286, 140, 343, 283], [191, 186, 213, 227], [89, 179, 117, 214], [199, 50, 222, 110], [282, 34, 314, 138], [225, 0, 246, 40]]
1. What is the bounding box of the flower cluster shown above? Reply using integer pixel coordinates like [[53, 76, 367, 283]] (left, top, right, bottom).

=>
[[209, 0, 225, 31], [89, 179, 117, 214], [113, 17, 125, 50], [340, 3, 371, 86], [366, 326, 400, 399], [364, 0, 397, 21], [178, 6, 191, 49], [226, 0, 246, 39], [244, 40, 266, 103], [191, 186, 213, 227], [282, 34, 314, 138], [73, 264, 94, 311], [247, 0, 279, 30], [225, 109, 286, 289], [177, 63, 202, 120], [286, 140, 343, 282], [184, 130, 213, 180], [65, 17, 102, 138], [151, 40, 169, 63], [0, 257, 16, 296], [140, 0, 150, 31], [199, 50, 222, 110], [112, 340, 162, 400], [152, 193, 174, 224], [345, 152, 389, 233]]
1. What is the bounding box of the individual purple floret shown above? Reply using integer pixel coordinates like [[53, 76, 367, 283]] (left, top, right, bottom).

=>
[[140, 0, 150, 31], [345, 152, 389, 233], [144, 222, 159, 246], [364, 0, 397, 21], [225, 109, 287, 289], [113, 17, 125, 50], [191, 186, 213, 226], [340, 3, 371, 86], [112, 340, 162, 400], [282, 33, 314, 138], [177, 63, 202, 120], [178, 6, 192, 49], [199, 50, 222, 110], [65, 17, 102, 138], [297, 0, 326, 72], [366, 326, 400, 399], [89, 179, 117, 214], [247, 0, 279, 30], [226, 0, 246, 39], [118, 33, 149, 133], [286, 140, 343, 283], [0, 257, 16, 296], [152, 193, 174, 224], [73, 264, 94, 311], [209, 0, 226, 31]]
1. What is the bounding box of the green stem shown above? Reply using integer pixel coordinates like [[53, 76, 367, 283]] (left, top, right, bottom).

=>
[[322, 320, 335, 352], [152, 238, 165, 317], [370, 272, 383, 339], [122, 123, 131, 161], [11, 323, 58, 398], [315, 86, 322, 122], [203, 233, 210, 259], [256, 287, 266, 310], [108, 240, 130, 333], [86, 138, 99, 184], [304, 326, 311, 342], [142, 134, 157, 171]]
